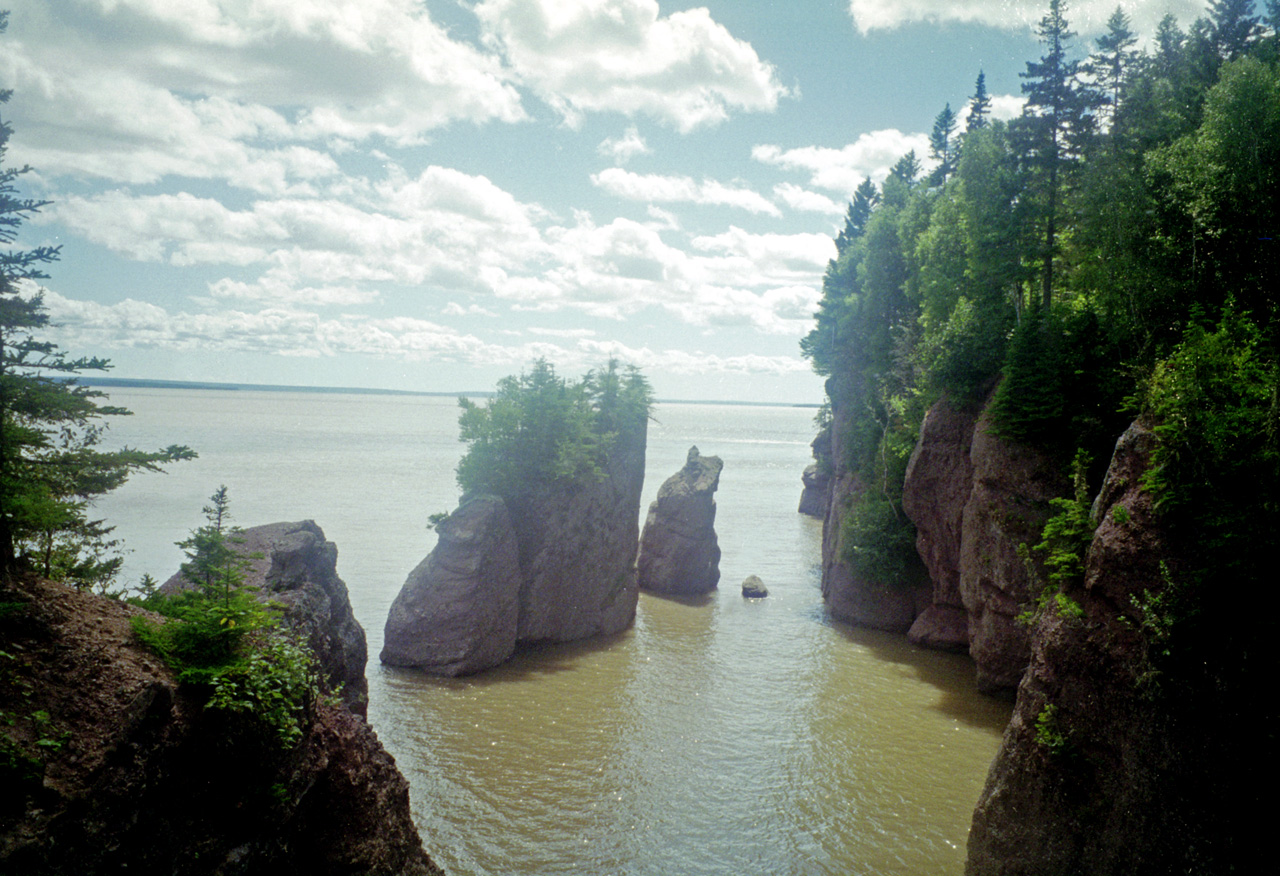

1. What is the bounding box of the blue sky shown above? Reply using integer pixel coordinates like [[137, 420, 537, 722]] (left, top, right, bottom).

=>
[[2, 0, 1207, 402]]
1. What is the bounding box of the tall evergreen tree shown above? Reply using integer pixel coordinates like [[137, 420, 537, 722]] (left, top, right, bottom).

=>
[[967, 71, 992, 130], [0, 19, 193, 584], [889, 150, 922, 185], [927, 103, 960, 184], [1088, 7, 1140, 127], [835, 177, 880, 254], [1208, 0, 1261, 61], [1015, 0, 1097, 308]]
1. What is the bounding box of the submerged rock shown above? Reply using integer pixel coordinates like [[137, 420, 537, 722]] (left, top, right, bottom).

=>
[[163, 520, 369, 716], [637, 446, 724, 597], [741, 575, 768, 598], [381, 495, 522, 676]]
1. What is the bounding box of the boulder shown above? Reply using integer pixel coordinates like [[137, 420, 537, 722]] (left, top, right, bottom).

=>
[[163, 520, 369, 716], [741, 575, 768, 598], [902, 395, 977, 652], [637, 446, 724, 597], [380, 495, 522, 676]]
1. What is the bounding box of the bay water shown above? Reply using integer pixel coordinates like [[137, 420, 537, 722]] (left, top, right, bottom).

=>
[[93, 387, 1010, 875]]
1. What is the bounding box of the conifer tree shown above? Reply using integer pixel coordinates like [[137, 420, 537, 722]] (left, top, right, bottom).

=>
[[889, 150, 922, 185], [927, 103, 960, 184], [1208, 0, 1261, 61], [1015, 0, 1097, 308], [1088, 7, 1140, 126], [0, 17, 193, 583], [966, 71, 992, 130], [835, 178, 880, 254]]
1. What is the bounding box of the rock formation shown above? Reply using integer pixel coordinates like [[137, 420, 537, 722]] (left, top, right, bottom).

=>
[[164, 520, 369, 716], [0, 574, 440, 876], [741, 575, 768, 598], [507, 421, 647, 643], [383, 417, 647, 672], [637, 446, 723, 597], [901, 395, 976, 652], [965, 421, 1263, 875], [958, 404, 1066, 693], [381, 495, 522, 675], [798, 424, 833, 517]]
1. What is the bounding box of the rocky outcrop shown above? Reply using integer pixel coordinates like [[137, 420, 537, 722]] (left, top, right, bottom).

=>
[[381, 496, 521, 675], [798, 424, 833, 517], [902, 395, 977, 652], [384, 417, 647, 671], [164, 520, 369, 716], [637, 446, 723, 597], [966, 421, 1261, 875], [508, 420, 647, 643], [817, 376, 929, 631], [0, 575, 440, 876], [959, 405, 1067, 694], [741, 575, 768, 598]]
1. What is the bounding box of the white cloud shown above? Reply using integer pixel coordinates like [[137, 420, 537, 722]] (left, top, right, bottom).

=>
[[988, 93, 1027, 122], [598, 126, 651, 164], [474, 0, 788, 131], [753, 129, 931, 196], [773, 183, 843, 215], [592, 168, 780, 216], [1, 0, 525, 188], [846, 1, 1206, 35]]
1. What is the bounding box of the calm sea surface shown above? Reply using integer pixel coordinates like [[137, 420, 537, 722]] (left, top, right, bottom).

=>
[[93, 388, 1010, 876]]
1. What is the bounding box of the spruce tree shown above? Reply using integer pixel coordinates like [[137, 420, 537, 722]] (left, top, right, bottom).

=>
[[927, 103, 959, 184], [0, 19, 193, 584], [1208, 0, 1261, 61], [835, 178, 880, 254], [966, 71, 992, 130], [1088, 7, 1140, 126]]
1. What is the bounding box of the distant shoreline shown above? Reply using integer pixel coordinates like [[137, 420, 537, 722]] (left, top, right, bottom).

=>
[[79, 376, 820, 409]]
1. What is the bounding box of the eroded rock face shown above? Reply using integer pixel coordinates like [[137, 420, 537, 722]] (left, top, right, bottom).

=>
[[966, 422, 1257, 875], [509, 421, 647, 643], [637, 446, 723, 597], [380, 495, 521, 676], [163, 520, 369, 716], [959, 406, 1067, 694], [902, 396, 977, 652], [798, 424, 833, 517], [0, 576, 440, 876]]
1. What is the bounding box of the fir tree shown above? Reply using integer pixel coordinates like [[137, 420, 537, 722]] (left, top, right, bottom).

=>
[[835, 178, 880, 254], [1208, 0, 1261, 61], [1088, 7, 1140, 126], [927, 103, 960, 184], [966, 70, 992, 130]]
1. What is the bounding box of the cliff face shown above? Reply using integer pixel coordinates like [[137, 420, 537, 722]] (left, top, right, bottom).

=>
[[814, 374, 943, 634], [0, 575, 440, 876], [958, 404, 1066, 693], [163, 520, 369, 716], [965, 422, 1260, 875], [637, 446, 723, 597], [509, 418, 647, 643]]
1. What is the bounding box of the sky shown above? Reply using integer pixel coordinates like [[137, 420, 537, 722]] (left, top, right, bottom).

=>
[[1, 0, 1210, 403]]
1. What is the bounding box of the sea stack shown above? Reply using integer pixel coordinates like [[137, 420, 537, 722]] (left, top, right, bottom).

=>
[[637, 446, 723, 597]]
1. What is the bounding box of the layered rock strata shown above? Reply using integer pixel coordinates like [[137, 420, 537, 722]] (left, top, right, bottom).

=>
[[164, 520, 369, 716], [0, 575, 440, 876], [637, 446, 723, 597]]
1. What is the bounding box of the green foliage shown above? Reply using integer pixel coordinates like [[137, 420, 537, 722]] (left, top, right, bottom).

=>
[[0, 38, 194, 583], [454, 358, 651, 503], [133, 489, 320, 750], [840, 493, 919, 588], [1034, 703, 1071, 755], [1036, 450, 1094, 587]]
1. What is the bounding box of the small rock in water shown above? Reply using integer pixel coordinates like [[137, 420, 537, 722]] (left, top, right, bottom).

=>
[[741, 575, 768, 599]]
